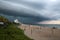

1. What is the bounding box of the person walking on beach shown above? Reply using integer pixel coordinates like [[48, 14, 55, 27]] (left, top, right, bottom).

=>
[[51, 27, 57, 36]]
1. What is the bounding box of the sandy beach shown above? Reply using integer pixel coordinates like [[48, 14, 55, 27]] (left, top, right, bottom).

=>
[[18, 24, 60, 40]]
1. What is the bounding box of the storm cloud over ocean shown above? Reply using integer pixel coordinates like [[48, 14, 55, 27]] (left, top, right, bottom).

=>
[[0, 0, 60, 24]]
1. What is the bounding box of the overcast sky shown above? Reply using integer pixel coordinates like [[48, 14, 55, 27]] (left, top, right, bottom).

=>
[[0, 0, 60, 24]]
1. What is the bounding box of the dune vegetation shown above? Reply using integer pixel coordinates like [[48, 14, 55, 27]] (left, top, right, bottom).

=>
[[0, 16, 33, 40]]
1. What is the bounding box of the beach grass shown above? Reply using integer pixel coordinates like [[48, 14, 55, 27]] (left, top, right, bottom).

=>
[[0, 24, 33, 40]]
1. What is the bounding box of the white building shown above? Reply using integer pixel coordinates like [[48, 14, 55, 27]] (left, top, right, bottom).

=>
[[14, 19, 20, 24], [0, 22, 4, 25]]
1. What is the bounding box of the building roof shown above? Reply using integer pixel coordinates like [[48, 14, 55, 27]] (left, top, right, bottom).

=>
[[14, 19, 20, 24]]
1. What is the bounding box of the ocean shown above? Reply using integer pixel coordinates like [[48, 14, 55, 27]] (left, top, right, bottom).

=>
[[32, 24, 60, 28], [25, 23, 60, 28]]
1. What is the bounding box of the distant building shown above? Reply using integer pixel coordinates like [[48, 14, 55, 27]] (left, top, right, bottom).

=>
[[0, 22, 4, 25], [14, 19, 21, 25], [0, 21, 8, 28], [14, 19, 19, 23]]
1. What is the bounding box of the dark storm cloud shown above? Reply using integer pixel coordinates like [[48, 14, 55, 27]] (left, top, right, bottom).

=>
[[0, 0, 49, 18], [0, 13, 49, 24], [1, 0, 60, 24], [0, 0, 41, 17], [3, 0, 45, 10]]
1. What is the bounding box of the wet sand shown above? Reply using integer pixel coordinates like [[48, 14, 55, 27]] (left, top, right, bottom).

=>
[[18, 24, 60, 40]]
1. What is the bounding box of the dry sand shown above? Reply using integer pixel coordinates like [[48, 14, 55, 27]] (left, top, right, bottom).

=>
[[18, 24, 60, 40]]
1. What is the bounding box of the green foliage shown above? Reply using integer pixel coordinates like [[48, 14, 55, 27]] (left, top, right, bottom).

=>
[[0, 16, 9, 22], [0, 23, 33, 40], [0, 16, 33, 40]]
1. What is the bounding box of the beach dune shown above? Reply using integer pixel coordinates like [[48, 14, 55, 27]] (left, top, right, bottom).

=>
[[18, 24, 60, 40]]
